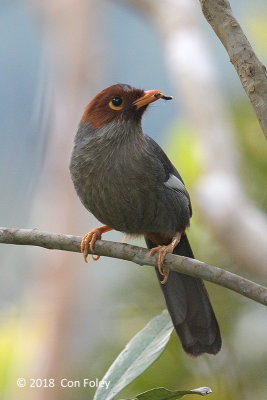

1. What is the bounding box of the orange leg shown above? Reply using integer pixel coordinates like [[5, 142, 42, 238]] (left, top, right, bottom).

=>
[[81, 225, 112, 263], [149, 232, 182, 285]]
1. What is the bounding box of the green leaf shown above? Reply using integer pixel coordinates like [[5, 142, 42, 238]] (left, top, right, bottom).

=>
[[93, 310, 173, 400], [127, 387, 212, 400]]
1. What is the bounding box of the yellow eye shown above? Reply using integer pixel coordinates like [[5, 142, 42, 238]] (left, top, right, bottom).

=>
[[109, 96, 123, 110]]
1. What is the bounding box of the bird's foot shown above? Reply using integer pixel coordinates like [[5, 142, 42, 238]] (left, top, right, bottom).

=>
[[149, 232, 182, 285], [81, 225, 112, 263], [149, 244, 172, 284]]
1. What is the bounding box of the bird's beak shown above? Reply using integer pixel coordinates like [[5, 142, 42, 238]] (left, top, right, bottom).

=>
[[134, 90, 166, 109]]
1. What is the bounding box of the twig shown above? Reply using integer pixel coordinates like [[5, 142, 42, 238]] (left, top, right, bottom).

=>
[[0, 227, 266, 306], [199, 0, 267, 140]]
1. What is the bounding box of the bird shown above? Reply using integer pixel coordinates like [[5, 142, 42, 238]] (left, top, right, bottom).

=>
[[69, 83, 221, 357]]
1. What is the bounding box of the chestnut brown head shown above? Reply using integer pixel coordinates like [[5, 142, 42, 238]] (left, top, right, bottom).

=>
[[81, 83, 168, 129]]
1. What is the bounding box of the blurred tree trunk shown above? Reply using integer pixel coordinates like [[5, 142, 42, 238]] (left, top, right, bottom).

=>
[[8, 1, 106, 399]]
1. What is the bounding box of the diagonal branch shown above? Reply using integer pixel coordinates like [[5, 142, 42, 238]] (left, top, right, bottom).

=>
[[0, 227, 266, 306], [199, 0, 267, 140]]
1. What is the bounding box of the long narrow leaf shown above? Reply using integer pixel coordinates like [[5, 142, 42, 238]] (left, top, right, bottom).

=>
[[124, 387, 212, 400], [132, 387, 212, 399], [93, 310, 173, 400]]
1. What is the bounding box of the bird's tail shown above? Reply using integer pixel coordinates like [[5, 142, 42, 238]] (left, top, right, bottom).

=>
[[145, 234, 221, 357]]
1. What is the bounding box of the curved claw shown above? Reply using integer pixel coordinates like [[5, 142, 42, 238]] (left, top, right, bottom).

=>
[[160, 268, 169, 285], [148, 232, 182, 285], [148, 243, 177, 284], [81, 230, 101, 263], [81, 225, 112, 263], [149, 246, 166, 276]]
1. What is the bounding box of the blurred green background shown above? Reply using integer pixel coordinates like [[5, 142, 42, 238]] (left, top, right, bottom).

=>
[[0, 0, 266, 399]]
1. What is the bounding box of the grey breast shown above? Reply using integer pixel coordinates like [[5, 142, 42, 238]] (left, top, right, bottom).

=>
[[70, 121, 190, 235]]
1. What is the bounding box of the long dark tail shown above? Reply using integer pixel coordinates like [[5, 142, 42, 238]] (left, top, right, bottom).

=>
[[145, 234, 221, 357]]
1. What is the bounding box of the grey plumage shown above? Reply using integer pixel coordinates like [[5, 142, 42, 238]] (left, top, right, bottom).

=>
[[70, 119, 191, 235], [164, 174, 189, 198], [69, 84, 221, 357]]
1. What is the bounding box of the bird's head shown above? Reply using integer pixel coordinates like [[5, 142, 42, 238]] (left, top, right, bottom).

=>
[[81, 83, 172, 130]]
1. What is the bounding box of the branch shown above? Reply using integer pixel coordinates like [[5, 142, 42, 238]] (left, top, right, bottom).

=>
[[199, 0, 267, 140], [1, 227, 266, 307]]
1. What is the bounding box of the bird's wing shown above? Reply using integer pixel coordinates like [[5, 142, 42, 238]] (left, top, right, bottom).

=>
[[145, 135, 192, 216], [145, 137, 221, 357], [145, 135, 184, 181]]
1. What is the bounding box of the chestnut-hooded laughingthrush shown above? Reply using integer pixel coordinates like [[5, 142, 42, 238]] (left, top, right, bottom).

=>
[[69, 83, 221, 357]]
